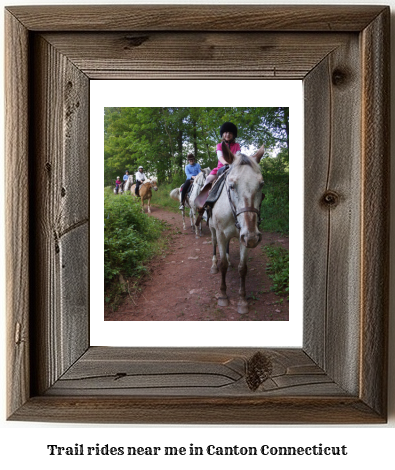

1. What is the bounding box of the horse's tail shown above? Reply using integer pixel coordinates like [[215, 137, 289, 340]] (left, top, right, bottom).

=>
[[170, 188, 180, 201]]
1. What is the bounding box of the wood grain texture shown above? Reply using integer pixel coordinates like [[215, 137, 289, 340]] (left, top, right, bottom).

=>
[[9, 396, 383, 425], [41, 32, 353, 80], [9, 350, 383, 424], [30, 34, 90, 395], [304, 35, 362, 395], [46, 348, 344, 397], [360, 9, 390, 418], [5, 5, 389, 424], [6, 5, 386, 32], [5, 10, 30, 419]]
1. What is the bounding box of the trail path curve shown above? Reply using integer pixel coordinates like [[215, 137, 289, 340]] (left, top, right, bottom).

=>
[[104, 206, 289, 322]]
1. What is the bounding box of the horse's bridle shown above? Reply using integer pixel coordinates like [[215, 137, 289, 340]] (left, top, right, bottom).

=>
[[225, 173, 263, 230]]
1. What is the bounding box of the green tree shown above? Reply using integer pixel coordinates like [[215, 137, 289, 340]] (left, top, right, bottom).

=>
[[104, 107, 289, 233]]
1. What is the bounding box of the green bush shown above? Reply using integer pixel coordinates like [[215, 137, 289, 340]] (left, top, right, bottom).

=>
[[104, 190, 164, 286], [259, 149, 289, 234], [260, 180, 289, 234], [264, 245, 289, 296]]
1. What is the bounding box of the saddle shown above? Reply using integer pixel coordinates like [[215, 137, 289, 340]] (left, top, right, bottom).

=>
[[195, 166, 230, 226], [205, 170, 228, 208], [194, 183, 211, 211]]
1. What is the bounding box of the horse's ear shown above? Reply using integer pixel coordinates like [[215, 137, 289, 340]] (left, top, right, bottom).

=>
[[252, 143, 265, 163], [221, 142, 235, 164]]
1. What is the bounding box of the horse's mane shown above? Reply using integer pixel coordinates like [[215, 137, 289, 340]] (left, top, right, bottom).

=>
[[232, 152, 260, 171], [231, 152, 250, 166], [195, 170, 208, 184], [192, 168, 211, 185]]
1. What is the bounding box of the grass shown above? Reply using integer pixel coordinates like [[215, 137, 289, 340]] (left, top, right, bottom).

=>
[[151, 182, 182, 213], [104, 188, 168, 308], [263, 245, 289, 297]]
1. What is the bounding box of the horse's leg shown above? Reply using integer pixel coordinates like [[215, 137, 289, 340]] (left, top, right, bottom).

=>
[[186, 197, 195, 234], [192, 208, 200, 239], [183, 209, 188, 230], [226, 240, 232, 267], [147, 197, 151, 213], [210, 226, 218, 274], [181, 207, 186, 230], [141, 197, 144, 213], [189, 206, 194, 232], [237, 243, 249, 314], [217, 233, 229, 307]]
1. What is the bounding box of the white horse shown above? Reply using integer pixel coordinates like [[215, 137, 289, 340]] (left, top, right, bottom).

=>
[[170, 168, 210, 238], [209, 142, 265, 314], [123, 175, 134, 193]]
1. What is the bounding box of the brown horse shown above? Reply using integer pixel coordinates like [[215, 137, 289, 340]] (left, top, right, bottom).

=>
[[130, 178, 158, 213]]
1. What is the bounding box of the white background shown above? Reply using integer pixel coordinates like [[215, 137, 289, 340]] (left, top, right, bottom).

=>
[[90, 79, 304, 347], [1, 0, 394, 469]]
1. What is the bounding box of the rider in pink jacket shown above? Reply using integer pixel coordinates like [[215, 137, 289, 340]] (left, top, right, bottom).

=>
[[195, 122, 240, 212]]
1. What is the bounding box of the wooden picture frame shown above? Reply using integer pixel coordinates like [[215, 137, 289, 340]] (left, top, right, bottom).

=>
[[5, 5, 389, 424]]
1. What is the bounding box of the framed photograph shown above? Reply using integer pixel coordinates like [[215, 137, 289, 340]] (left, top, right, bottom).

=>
[[92, 83, 302, 343], [5, 5, 389, 423]]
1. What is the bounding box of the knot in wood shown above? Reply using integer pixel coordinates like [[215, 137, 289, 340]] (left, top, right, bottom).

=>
[[321, 190, 340, 207], [246, 351, 273, 391], [123, 35, 149, 49], [332, 68, 349, 87]]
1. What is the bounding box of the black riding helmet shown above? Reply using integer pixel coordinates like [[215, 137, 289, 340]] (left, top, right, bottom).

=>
[[220, 122, 237, 138]]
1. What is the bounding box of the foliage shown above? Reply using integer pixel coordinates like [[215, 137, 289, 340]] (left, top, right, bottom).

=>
[[104, 107, 288, 183], [263, 245, 289, 296], [104, 189, 164, 286], [105, 107, 289, 234], [260, 148, 289, 234], [151, 182, 182, 213]]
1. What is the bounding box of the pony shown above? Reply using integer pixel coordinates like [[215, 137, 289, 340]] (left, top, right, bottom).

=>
[[124, 176, 158, 213], [209, 142, 265, 314], [170, 168, 211, 238]]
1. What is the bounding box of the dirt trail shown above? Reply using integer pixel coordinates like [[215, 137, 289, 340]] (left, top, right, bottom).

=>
[[104, 206, 289, 322]]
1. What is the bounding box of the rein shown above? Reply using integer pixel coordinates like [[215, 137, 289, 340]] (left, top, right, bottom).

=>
[[225, 173, 263, 230]]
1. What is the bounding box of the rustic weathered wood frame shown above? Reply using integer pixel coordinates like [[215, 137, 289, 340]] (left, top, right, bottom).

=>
[[5, 5, 389, 424]]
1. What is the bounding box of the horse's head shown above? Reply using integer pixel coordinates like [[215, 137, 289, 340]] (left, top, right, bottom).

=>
[[194, 170, 208, 187], [149, 178, 158, 191], [222, 142, 265, 248]]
